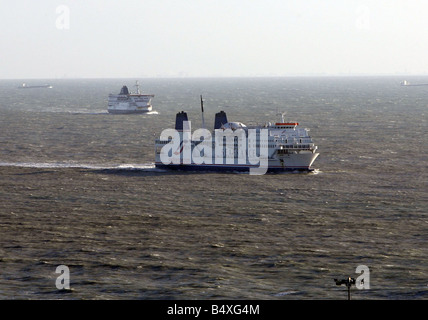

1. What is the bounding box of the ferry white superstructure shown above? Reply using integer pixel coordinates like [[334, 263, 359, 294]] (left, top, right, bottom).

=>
[[155, 103, 319, 173], [108, 81, 154, 114]]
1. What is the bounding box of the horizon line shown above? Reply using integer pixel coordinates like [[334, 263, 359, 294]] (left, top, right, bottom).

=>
[[2, 73, 428, 81]]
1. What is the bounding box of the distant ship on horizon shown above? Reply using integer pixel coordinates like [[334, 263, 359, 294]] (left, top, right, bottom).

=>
[[400, 80, 428, 87], [18, 83, 52, 89]]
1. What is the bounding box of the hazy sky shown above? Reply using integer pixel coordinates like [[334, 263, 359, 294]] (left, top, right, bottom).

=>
[[2, 0, 428, 79]]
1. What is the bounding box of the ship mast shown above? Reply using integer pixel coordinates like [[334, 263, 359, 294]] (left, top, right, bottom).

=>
[[135, 80, 141, 94], [200, 95, 205, 129], [276, 108, 286, 123]]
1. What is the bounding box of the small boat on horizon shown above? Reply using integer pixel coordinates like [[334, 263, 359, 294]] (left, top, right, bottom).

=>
[[18, 83, 53, 89], [400, 80, 428, 87]]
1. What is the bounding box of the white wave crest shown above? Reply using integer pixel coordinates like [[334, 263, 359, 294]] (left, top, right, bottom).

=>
[[0, 161, 159, 171]]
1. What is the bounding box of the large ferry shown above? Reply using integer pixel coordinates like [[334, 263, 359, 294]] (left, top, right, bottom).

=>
[[155, 98, 319, 173], [108, 81, 154, 114]]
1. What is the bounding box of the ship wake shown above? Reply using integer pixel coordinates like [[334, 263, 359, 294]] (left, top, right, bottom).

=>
[[0, 161, 164, 172]]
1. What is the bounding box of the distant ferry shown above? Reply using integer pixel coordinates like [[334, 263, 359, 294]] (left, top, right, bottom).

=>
[[400, 80, 428, 86], [155, 97, 319, 173], [108, 81, 154, 114], [18, 83, 52, 89]]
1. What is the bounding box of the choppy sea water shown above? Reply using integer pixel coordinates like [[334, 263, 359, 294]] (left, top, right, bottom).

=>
[[0, 77, 427, 300]]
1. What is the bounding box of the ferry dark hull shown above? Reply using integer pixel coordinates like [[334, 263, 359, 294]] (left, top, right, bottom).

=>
[[108, 109, 151, 114], [155, 162, 314, 173]]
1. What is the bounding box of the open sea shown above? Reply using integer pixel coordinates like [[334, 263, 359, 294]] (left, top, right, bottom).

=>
[[0, 76, 427, 300]]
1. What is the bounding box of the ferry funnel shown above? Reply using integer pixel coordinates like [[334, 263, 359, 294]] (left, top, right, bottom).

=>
[[175, 111, 189, 131], [214, 111, 228, 129]]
